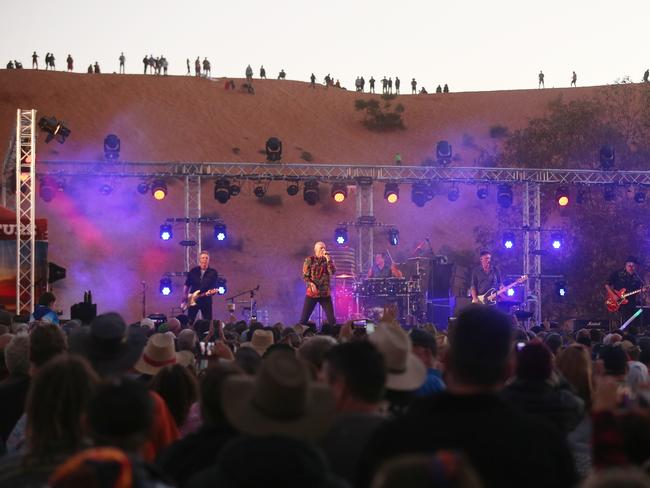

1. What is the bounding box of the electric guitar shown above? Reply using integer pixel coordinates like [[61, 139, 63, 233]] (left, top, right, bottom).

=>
[[476, 275, 528, 305], [181, 289, 218, 311], [605, 286, 649, 312]]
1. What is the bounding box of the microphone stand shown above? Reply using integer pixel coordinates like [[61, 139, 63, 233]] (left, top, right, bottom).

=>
[[225, 285, 260, 322]]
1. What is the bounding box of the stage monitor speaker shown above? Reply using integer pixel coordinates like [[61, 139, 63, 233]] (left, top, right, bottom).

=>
[[572, 318, 612, 332], [71, 302, 97, 325]]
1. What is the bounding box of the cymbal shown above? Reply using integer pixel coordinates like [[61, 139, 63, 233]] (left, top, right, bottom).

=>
[[335, 274, 355, 279]]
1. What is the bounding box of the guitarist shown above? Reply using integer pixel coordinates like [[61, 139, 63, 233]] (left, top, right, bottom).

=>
[[470, 251, 503, 305], [605, 256, 646, 324], [182, 250, 219, 325]]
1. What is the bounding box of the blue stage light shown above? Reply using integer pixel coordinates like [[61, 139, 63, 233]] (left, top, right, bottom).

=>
[[555, 281, 567, 297], [160, 277, 172, 296], [551, 232, 562, 249], [214, 223, 227, 241], [216, 277, 227, 295], [503, 232, 515, 249], [160, 224, 173, 241], [507, 288, 515, 297], [335, 226, 348, 245]]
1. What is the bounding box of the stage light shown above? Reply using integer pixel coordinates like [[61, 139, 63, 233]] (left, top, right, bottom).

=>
[[229, 183, 241, 196], [436, 140, 452, 166], [151, 180, 168, 200], [388, 228, 399, 246], [497, 184, 513, 208], [335, 226, 348, 245], [160, 277, 172, 296], [604, 184, 616, 202], [551, 232, 563, 249], [214, 223, 227, 241], [254, 185, 266, 198], [599, 145, 615, 170], [506, 288, 515, 297], [216, 277, 227, 295], [502, 232, 515, 249], [286, 182, 299, 196], [476, 184, 489, 200], [303, 180, 319, 206], [100, 183, 112, 196], [39, 177, 56, 202], [447, 185, 460, 202], [332, 183, 347, 203], [48, 262, 66, 284], [266, 137, 282, 162], [634, 187, 646, 203], [214, 178, 230, 204], [137, 182, 149, 195], [555, 187, 569, 206], [103, 134, 120, 160], [411, 182, 431, 207], [38, 115, 71, 144], [160, 224, 173, 241], [384, 183, 399, 204], [555, 281, 567, 297]]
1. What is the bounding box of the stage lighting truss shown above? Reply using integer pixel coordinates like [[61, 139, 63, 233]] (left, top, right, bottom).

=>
[[331, 182, 348, 203], [384, 182, 399, 204]]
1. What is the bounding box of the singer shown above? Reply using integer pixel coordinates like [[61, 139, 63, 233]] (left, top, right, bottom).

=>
[[299, 241, 337, 327]]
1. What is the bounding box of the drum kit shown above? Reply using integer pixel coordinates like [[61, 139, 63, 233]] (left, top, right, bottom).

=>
[[331, 256, 428, 325]]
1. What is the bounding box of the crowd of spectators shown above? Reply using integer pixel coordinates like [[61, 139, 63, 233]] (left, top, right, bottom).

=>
[[0, 305, 649, 487]]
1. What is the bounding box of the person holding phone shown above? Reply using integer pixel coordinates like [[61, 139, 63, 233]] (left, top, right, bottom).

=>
[[299, 241, 337, 327]]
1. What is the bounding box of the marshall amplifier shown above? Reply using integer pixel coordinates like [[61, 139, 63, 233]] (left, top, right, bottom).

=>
[[572, 318, 612, 332]]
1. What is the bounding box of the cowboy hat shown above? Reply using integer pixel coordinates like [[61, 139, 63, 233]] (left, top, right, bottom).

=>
[[240, 329, 274, 357], [133, 333, 192, 376], [69, 312, 146, 377], [222, 350, 334, 440], [369, 324, 426, 391]]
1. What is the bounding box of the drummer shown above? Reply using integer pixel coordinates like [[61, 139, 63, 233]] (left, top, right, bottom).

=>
[[368, 252, 403, 279]]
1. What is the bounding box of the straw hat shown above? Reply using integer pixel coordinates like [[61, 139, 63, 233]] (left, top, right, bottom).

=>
[[133, 333, 192, 376], [240, 329, 274, 357], [369, 324, 426, 391]]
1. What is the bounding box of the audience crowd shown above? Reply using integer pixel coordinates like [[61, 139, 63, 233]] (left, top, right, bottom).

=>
[[0, 304, 649, 487]]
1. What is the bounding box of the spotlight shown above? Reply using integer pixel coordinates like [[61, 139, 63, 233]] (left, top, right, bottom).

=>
[[599, 145, 615, 170], [411, 182, 432, 207], [303, 180, 319, 206], [137, 182, 149, 195], [551, 232, 563, 249], [266, 137, 282, 162], [506, 288, 515, 297], [38, 115, 71, 144], [502, 232, 515, 249], [214, 178, 231, 204], [229, 183, 241, 196], [388, 228, 399, 246], [215, 277, 227, 295], [103, 134, 120, 160], [39, 177, 56, 202], [436, 140, 452, 166], [634, 187, 646, 203], [332, 183, 348, 203], [286, 182, 299, 196], [335, 226, 348, 245], [603, 184, 616, 202], [555, 281, 567, 297], [476, 184, 489, 200], [447, 185, 460, 202], [100, 183, 112, 196], [384, 183, 399, 204], [254, 185, 266, 198], [48, 262, 66, 284], [160, 224, 173, 241], [151, 180, 168, 200], [555, 187, 569, 206], [497, 184, 513, 208], [214, 223, 227, 241], [160, 277, 172, 296]]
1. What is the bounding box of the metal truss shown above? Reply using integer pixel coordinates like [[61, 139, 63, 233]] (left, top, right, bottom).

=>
[[1, 135, 16, 210], [16, 110, 36, 314], [184, 176, 201, 272], [522, 183, 542, 326], [36, 161, 650, 186]]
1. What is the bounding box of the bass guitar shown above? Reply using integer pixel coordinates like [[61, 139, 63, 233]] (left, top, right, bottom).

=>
[[477, 275, 528, 305], [605, 286, 649, 312], [181, 288, 218, 311]]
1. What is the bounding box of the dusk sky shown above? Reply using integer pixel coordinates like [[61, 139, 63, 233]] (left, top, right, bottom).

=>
[[2, 0, 648, 92]]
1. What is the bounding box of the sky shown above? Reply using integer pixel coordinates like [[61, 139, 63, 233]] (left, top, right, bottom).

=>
[[2, 0, 649, 93]]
